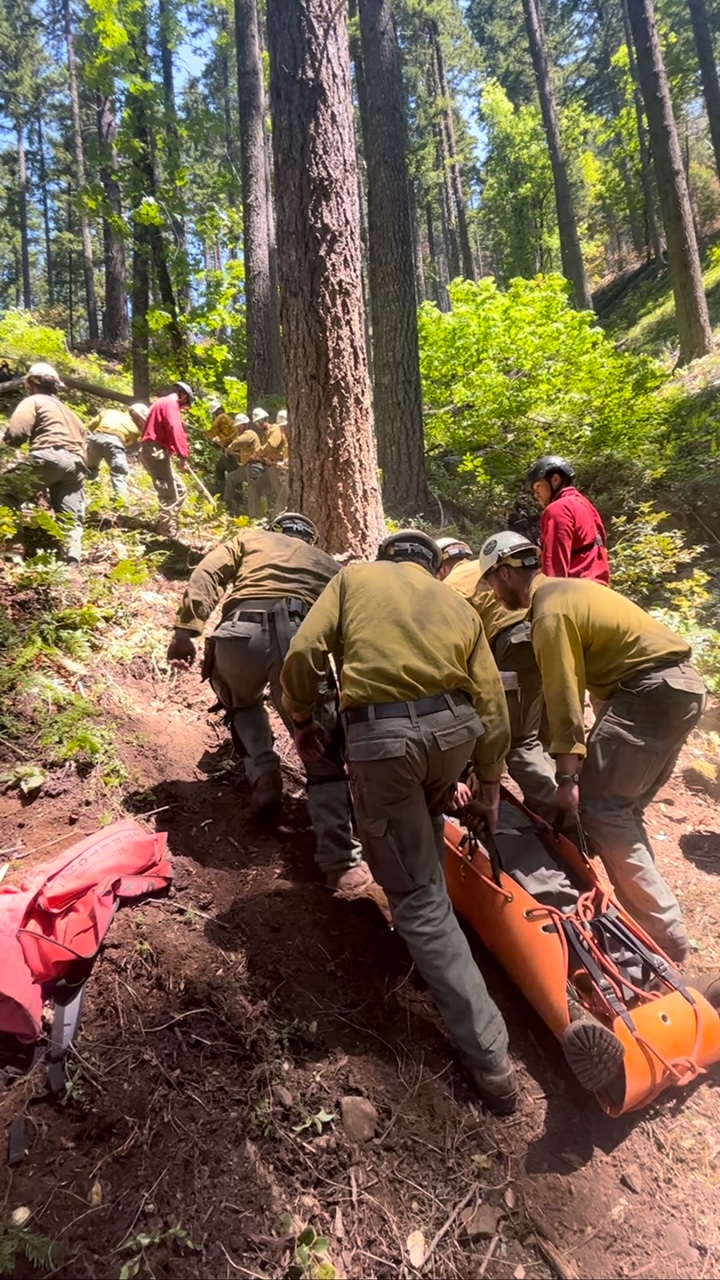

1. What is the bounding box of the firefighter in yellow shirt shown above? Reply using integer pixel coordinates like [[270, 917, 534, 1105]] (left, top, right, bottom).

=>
[[437, 538, 557, 821], [86, 403, 149, 497], [478, 531, 706, 963], [281, 530, 518, 1114], [266, 409, 289, 515], [206, 401, 239, 500]]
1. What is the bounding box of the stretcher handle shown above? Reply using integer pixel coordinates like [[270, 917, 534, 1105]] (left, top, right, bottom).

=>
[[552, 810, 592, 861]]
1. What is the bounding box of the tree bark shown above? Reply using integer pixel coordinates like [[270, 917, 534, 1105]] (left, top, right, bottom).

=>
[[96, 92, 129, 346], [620, 0, 665, 263], [593, 0, 645, 258], [16, 120, 32, 309], [235, 0, 283, 407], [521, 0, 593, 310], [430, 22, 476, 281], [158, 0, 189, 307], [627, 0, 713, 361], [357, 0, 428, 513], [37, 116, 55, 307], [409, 180, 426, 303], [132, 227, 151, 399], [267, 0, 385, 556], [686, 0, 720, 183], [62, 0, 99, 341]]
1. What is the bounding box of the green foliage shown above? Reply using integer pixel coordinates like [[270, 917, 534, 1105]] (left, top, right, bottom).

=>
[[287, 1224, 336, 1280], [118, 1224, 199, 1280], [419, 275, 665, 520], [0, 1218, 55, 1274], [292, 1108, 335, 1136], [0, 763, 47, 796], [609, 503, 700, 606]]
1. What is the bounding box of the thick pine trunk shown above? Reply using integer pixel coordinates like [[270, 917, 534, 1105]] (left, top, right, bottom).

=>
[[96, 92, 129, 347], [431, 23, 476, 281], [235, 0, 283, 407], [267, 0, 385, 556], [63, 0, 99, 340], [158, 0, 189, 307], [686, 0, 720, 183], [521, 0, 593, 310], [357, 0, 428, 513], [627, 0, 713, 361], [16, 121, 32, 309], [132, 229, 151, 399], [37, 117, 55, 307], [620, 0, 665, 263]]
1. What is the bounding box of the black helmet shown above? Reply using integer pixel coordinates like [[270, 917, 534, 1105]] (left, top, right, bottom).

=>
[[526, 455, 575, 487], [270, 511, 318, 545], [377, 529, 443, 575]]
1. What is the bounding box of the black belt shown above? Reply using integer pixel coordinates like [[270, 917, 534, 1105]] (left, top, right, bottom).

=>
[[571, 532, 605, 558], [343, 690, 471, 724], [226, 596, 310, 623]]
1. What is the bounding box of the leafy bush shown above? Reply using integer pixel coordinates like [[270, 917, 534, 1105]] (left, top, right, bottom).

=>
[[419, 275, 666, 518]]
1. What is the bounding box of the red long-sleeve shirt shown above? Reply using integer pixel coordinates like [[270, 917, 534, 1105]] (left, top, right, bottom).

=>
[[540, 486, 610, 584], [142, 394, 189, 458]]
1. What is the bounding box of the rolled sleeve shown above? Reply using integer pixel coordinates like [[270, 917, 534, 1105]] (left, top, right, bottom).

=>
[[531, 613, 587, 756], [468, 629, 511, 780]]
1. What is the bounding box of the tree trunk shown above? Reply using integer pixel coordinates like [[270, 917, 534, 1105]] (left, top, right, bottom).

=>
[[620, 0, 665, 263], [132, 227, 151, 399], [594, 0, 645, 257], [62, 0, 99, 340], [96, 92, 129, 346], [521, 0, 593, 310], [430, 22, 476, 281], [235, 0, 283, 407], [686, 0, 720, 183], [37, 116, 55, 307], [427, 199, 450, 311], [627, 0, 713, 361], [409, 180, 426, 303], [67, 186, 75, 348], [158, 0, 189, 307], [357, 0, 428, 513], [16, 120, 32, 309], [267, 0, 385, 556], [219, 7, 241, 211]]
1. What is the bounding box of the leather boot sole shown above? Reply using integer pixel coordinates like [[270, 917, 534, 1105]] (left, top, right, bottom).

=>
[[562, 1015, 626, 1092]]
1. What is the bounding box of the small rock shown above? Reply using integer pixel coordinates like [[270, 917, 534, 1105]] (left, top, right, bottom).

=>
[[513, 1267, 526, 1279], [274, 1085, 293, 1109], [11, 1207, 32, 1228], [340, 1095, 378, 1143], [461, 1202, 501, 1241], [621, 1165, 643, 1194]]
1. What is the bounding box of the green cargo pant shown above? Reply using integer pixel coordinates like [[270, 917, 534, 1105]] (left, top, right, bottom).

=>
[[30, 447, 87, 562], [346, 700, 509, 1067], [139, 442, 187, 525], [493, 621, 557, 822], [87, 433, 130, 496], [580, 663, 706, 961], [208, 599, 362, 876]]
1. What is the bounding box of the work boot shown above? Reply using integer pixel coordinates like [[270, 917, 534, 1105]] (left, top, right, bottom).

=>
[[326, 861, 374, 892], [562, 1000, 625, 1092], [463, 1054, 519, 1115], [687, 971, 720, 1010], [251, 771, 283, 816]]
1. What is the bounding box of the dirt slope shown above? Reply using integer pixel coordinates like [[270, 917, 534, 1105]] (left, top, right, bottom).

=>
[[1, 570, 719, 1280]]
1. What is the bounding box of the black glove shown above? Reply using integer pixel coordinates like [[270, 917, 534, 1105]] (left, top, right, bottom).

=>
[[293, 718, 330, 764]]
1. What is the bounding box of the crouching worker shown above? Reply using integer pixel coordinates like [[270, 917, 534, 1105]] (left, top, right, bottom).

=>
[[86, 402, 149, 497], [438, 537, 557, 822], [166, 512, 372, 892], [281, 530, 519, 1114], [479, 532, 706, 964], [2, 362, 87, 564]]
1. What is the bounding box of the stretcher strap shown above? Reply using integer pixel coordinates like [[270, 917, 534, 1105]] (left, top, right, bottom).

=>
[[456, 832, 513, 900], [590, 909, 696, 1007], [561, 917, 636, 1033]]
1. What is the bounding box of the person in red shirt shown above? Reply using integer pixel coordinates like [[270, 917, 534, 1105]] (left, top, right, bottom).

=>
[[527, 455, 610, 585], [139, 381, 194, 535]]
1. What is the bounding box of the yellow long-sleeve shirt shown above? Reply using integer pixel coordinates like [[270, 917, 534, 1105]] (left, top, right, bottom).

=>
[[443, 560, 526, 645], [529, 573, 692, 756], [87, 408, 140, 447], [281, 560, 511, 779], [174, 528, 339, 635], [207, 412, 237, 448], [227, 428, 261, 466], [260, 424, 287, 464]]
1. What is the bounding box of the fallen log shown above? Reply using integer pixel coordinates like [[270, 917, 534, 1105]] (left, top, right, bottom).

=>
[[0, 370, 134, 404]]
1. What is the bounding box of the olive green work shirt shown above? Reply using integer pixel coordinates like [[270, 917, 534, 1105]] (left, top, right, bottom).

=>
[[281, 561, 511, 780], [174, 528, 340, 635], [5, 394, 86, 458], [529, 573, 692, 757], [443, 560, 527, 645], [227, 428, 261, 466], [260, 424, 287, 464]]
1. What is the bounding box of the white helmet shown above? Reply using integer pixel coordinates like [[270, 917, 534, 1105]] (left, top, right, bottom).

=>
[[477, 531, 540, 580], [129, 402, 150, 422], [252, 407, 269, 423], [276, 410, 288, 426], [209, 399, 224, 417], [26, 361, 63, 389], [436, 536, 473, 564], [234, 413, 250, 426]]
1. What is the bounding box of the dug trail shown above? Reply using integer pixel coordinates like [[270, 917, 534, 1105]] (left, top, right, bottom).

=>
[[1, 548, 719, 1280]]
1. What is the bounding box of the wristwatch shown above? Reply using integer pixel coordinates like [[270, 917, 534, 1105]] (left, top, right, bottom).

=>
[[555, 771, 580, 785]]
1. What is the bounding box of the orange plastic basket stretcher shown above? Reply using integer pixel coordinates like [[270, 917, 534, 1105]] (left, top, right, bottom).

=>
[[444, 790, 720, 1115]]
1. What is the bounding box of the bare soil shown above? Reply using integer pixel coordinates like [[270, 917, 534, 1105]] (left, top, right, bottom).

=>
[[1, 578, 719, 1280]]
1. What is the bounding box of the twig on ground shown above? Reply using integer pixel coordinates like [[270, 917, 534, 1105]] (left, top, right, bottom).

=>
[[219, 1242, 268, 1277], [145, 1008, 213, 1032], [0, 732, 30, 758], [478, 1233, 501, 1277], [421, 1184, 477, 1269], [531, 1235, 580, 1280]]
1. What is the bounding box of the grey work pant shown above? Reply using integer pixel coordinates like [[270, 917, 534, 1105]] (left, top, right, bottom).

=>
[[30, 447, 86, 562], [494, 622, 557, 822], [139, 442, 187, 511], [208, 603, 361, 875], [346, 703, 509, 1067], [246, 462, 274, 519], [580, 663, 706, 960], [87, 433, 130, 496]]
